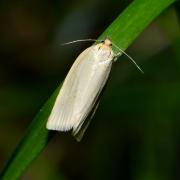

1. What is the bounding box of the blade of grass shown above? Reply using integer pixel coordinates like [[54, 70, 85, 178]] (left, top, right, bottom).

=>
[[99, 0, 175, 51], [0, 0, 175, 179]]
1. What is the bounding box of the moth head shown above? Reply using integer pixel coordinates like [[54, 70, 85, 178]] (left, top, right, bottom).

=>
[[101, 38, 112, 47]]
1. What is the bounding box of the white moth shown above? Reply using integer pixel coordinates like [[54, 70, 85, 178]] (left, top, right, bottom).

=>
[[46, 38, 143, 141]]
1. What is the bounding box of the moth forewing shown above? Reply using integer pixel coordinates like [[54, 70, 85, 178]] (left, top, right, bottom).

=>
[[46, 38, 115, 141]]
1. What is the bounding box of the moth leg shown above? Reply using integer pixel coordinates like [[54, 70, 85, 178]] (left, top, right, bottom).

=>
[[114, 52, 122, 62]]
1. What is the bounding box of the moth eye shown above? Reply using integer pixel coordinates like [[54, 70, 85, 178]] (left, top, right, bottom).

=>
[[101, 40, 104, 43]]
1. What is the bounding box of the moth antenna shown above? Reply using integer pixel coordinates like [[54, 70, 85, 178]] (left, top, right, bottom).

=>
[[112, 42, 144, 74], [61, 39, 102, 46]]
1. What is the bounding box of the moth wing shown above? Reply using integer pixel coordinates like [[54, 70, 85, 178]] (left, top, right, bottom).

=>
[[46, 46, 94, 131], [47, 45, 113, 139], [73, 65, 112, 141], [70, 54, 112, 139]]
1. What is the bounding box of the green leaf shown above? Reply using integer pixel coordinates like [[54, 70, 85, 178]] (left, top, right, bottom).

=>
[[0, 0, 175, 179]]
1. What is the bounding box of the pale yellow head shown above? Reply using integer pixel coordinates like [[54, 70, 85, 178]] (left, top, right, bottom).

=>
[[97, 38, 112, 49]]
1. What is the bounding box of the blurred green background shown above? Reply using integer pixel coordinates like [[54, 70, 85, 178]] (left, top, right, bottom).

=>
[[0, 0, 180, 179]]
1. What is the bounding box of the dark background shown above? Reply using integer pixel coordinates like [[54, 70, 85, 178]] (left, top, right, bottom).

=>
[[0, 0, 180, 179]]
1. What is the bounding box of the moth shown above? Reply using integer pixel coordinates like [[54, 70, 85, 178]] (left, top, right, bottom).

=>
[[46, 38, 142, 141]]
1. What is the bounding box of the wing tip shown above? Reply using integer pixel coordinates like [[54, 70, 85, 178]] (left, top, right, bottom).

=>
[[46, 119, 72, 132], [46, 115, 87, 142]]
